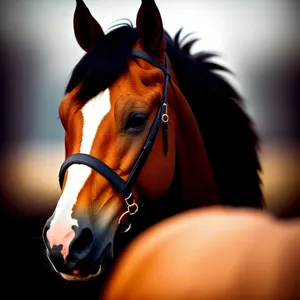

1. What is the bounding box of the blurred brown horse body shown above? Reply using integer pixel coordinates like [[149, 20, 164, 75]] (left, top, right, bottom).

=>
[[43, 0, 263, 280], [102, 207, 300, 300]]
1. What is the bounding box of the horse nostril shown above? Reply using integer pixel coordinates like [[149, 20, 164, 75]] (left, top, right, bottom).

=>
[[69, 227, 94, 260]]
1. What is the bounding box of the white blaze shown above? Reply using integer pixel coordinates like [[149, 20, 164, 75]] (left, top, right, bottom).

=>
[[50, 89, 111, 231]]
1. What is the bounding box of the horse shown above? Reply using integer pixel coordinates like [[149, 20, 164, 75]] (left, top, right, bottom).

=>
[[101, 206, 300, 300], [43, 0, 264, 281]]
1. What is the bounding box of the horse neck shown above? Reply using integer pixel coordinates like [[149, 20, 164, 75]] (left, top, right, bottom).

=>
[[170, 81, 220, 209]]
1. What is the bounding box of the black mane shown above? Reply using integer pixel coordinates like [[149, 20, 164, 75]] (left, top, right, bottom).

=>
[[165, 29, 263, 208], [66, 24, 263, 208]]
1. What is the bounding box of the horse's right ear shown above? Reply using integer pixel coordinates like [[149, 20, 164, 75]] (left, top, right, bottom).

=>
[[73, 0, 104, 52]]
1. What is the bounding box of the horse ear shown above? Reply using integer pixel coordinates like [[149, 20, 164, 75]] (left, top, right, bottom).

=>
[[73, 0, 104, 52], [136, 0, 166, 59]]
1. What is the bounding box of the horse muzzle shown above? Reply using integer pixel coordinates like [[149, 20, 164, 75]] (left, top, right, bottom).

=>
[[43, 212, 118, 281]]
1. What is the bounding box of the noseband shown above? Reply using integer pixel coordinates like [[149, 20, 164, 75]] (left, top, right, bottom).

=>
[[58, 49, 171, 233]]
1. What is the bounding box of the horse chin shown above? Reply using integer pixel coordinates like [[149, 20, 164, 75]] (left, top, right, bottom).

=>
[[59, 263, 102, 281], [54, 241, 114, 282]]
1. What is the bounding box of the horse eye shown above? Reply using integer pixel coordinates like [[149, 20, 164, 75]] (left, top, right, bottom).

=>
[[125, 113, 148, 132]]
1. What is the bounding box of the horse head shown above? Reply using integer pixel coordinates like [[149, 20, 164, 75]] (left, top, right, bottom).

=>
[[43, 0, 263, 281]]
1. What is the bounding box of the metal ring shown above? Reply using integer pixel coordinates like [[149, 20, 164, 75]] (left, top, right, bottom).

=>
[[162, 114, 169, 122], [124, 193, 132, 201], [128, 203, 139, 215], [120, 222, 131, 233], [125, 193, 134, 206], [118, 210, 132, 233], [118, 210, 129, 225]]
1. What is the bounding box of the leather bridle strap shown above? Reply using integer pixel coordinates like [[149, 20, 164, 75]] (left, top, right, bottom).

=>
[[58, 49, 170, 232], [124, 49, 170, 189], [59, 153, 132, 200], [131, 49, 170, 77]]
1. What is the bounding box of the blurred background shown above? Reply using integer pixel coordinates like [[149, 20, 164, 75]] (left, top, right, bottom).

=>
[[0, 0, 299, 299]]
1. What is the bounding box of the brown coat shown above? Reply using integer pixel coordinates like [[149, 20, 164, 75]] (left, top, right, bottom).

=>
[[102, 207, 300, 300]]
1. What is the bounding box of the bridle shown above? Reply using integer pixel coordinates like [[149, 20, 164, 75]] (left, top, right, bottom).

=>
[[58, 49, 171, 233]]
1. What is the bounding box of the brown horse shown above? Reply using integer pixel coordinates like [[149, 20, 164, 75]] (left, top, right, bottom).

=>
[[101, 207, 300, 300], [43, 0, 263, 281]]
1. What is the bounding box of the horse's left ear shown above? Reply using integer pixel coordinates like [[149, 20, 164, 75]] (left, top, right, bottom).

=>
[[136, 0, 166, 60], [73, 0, 105, 52]]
